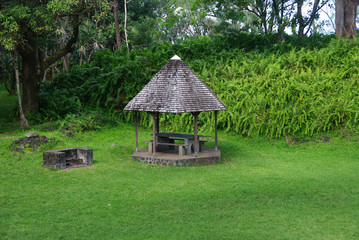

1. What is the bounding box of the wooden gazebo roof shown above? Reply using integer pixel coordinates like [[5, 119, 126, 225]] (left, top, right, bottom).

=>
[[124, 55, 226, 113]]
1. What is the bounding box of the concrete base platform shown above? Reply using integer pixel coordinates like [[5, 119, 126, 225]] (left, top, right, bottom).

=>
[[132, 148, 220, 166]]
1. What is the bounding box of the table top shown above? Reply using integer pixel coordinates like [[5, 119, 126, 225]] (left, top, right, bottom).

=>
[[156, 132, 202, 139]]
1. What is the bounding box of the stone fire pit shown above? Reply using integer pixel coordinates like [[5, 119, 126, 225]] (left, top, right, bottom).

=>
[[43, 148, 93, 170]]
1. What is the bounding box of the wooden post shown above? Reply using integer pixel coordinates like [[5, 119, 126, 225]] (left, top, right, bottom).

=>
[[215, 111, 218, 152], [151, 113, 156, 156], [193, 112, 199, 157], [135, 112, 138, 152], [156, 112, 160, 134]]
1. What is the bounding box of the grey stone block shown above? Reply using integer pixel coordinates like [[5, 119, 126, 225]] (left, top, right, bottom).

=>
[[43, 148, 93, 169]]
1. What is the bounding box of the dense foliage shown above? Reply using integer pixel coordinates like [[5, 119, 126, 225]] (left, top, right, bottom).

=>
[[208, 39, 359, 137], [39, 33, 359, 137], [2, 0, 359, 119]]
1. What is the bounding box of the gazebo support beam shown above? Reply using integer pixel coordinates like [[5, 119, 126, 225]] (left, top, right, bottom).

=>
[[135, 112, 138, 152], [215, 111, 218, 152], [193, 112, 200, 157], [151, 113, 157, 156], [156, 112, 160, 134]]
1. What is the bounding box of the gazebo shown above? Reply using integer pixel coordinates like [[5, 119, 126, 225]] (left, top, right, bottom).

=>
[[124, 55, 226, 166]]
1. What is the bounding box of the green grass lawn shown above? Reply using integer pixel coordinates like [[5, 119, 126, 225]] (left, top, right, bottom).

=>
[[0, 121, 359, 239]]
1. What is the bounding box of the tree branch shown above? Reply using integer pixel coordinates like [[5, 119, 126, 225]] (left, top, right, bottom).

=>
[[305, 0, 329, 35], [43, 2, 85, 70], [244, 6, 260, 17]]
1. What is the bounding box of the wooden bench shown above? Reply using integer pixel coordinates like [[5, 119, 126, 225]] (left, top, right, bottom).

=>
[[169, 138, 207, 148], [144, 141, 187, 156]]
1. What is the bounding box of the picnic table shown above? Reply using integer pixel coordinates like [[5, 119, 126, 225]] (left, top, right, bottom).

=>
[[146, 132, 207, 156]]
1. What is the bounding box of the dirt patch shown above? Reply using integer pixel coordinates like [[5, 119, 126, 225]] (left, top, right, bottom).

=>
[[320, 136, 330, 143], [0, 136, 16, 139]]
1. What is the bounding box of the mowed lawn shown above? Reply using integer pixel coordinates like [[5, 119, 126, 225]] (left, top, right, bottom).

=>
[[0, 121, 358, 240]]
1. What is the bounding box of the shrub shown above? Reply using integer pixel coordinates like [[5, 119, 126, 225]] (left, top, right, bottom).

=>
[[39, 34, 359, 137]]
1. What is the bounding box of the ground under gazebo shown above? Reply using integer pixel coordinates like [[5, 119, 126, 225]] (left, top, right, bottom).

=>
[[124, 55, 226, 166]]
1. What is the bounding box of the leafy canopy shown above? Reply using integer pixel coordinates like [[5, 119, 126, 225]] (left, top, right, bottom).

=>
[[0, 0, 109, 50]]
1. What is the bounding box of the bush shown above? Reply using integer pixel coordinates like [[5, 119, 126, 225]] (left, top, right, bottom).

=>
[[195, 38, 359, 137], [39, 34, 359, 137]]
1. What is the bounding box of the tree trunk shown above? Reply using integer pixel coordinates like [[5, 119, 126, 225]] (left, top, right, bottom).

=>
[[22, 54, 40, 114], [336, 0, 359, 38], [297, 0, 305, 38], [336, 0, 344, 37], [124, 0, 129, 50], [113, 0, 122, 50], [63, 53, 70, 72], [273, 0, 286, 42], [354, 10, 358, 34], [13, 54, 29, 128], [343, 0, 359, 38], [18, 30, 40, 114], [51, 64, 55, 80]]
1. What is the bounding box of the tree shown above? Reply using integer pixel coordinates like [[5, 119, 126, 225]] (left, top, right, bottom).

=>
[[336, 0, 359, 38], [0, 0, 107, 114], [12, 53, 29, 128], [119, 0, 166, 47], [124, 0, 130, 50], [295, 0, 329, 38], [78, 18, 107, 64], [182, 0, 334, 39], [113, 0, 122, 50]]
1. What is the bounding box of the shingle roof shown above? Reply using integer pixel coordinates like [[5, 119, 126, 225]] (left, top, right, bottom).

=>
[[124, 55, 226, 113]]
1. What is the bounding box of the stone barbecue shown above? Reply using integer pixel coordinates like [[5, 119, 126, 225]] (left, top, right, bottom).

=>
[[43, 148, 93, 170]]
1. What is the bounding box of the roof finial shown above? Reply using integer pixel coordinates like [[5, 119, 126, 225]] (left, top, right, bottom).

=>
[[171, 55, 181, 60]]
